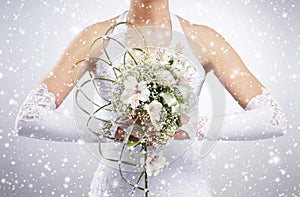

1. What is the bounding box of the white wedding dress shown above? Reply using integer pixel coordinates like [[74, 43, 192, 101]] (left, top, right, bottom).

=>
[[15, 10, 288, 197], [88, 10, 213, 197]]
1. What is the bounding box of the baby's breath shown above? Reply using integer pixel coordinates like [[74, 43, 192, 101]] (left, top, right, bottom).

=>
[[111, 47, 195, 146]]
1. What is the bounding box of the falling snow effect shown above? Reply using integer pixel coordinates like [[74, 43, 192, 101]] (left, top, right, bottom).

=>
[[0, 0, 299, 196]]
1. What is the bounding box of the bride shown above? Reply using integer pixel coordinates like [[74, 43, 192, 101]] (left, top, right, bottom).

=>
[[15, 0, 288, 196]]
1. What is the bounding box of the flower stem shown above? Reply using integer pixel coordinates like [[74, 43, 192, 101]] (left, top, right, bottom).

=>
[[143, 142, 149, 197]]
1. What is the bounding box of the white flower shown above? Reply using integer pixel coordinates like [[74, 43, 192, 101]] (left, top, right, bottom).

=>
[[157, 70, 176, 85], [157, 50, 173, 65], [174, 42, 184, 53], [120, 76, 150, 109], [184, 63, 196, 77], [145, 100, 162, 129], [140, 151, 167, 176], [173, 60, 184, 71], [154, 48, 165, 62], [176, 84, 193, 100]]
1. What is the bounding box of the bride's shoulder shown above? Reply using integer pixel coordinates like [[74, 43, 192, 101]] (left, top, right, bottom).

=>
[[91, 15, 120, 29], [176, 15, 222, 42], [176, 15, 229, 70]]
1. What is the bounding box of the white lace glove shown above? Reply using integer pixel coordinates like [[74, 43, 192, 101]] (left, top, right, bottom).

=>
[[196, 88, 288, 141], [15, 83, 98, 143]]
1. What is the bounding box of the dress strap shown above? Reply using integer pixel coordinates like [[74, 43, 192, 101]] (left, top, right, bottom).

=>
[[170, 12, 184, 34], [110, 10, 206, 75], [110, 10, 128, 37]]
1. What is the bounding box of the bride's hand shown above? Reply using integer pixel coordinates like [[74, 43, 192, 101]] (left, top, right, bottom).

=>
[[114, 115, 150, 144], [173, 129, 190, 140], [173, 115, 191, 140], [180, 114, 190, 125], [114, 114, 191, 145], [114, 127, 190, 145], [114, 125, 156, 146]]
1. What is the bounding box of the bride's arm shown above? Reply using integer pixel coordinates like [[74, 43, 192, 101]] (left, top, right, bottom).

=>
[[15, 19, 116, 143], [192, 25, 287, 141]]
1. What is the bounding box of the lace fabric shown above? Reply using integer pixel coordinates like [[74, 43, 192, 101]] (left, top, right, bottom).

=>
[[196, 116, 210, 140], [15, 83, 87, 142], [245, 87, 288, 132], [196, 87, 288, 140], [17, 83, 56, 121]]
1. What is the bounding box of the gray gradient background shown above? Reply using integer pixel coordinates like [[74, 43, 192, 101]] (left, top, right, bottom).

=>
[[0, 0, 299, 196]]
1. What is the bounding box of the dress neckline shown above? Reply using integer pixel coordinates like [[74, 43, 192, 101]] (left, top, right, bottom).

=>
[[99, 10, 206, 81]]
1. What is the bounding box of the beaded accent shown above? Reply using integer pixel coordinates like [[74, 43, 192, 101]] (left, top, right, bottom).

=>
[[196, 115, 210, 139]]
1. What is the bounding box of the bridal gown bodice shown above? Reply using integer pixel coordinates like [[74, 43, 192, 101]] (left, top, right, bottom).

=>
[[88, 10, 213, 197]]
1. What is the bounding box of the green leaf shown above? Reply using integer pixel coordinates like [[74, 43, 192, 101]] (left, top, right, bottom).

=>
[[171, 104, 181, 115], [161, 92, 182, 115], [176, 116, 182, 127], [126, 140, 140, 147], [160, 92, 177, 107], [123, 125, 134, 144]]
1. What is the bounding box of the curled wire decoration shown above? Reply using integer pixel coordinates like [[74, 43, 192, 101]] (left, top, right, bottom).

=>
[[69, 15, 228, 196], [69, 19, 223, 196], [71, 21, 153, 196]]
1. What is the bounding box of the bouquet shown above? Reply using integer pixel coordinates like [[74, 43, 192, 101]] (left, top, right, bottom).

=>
[[112, 47, 195, 147], [72, 22, 197, 196]]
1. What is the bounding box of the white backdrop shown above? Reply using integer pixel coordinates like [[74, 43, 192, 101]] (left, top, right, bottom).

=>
[[0, 0, 299, 196]]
